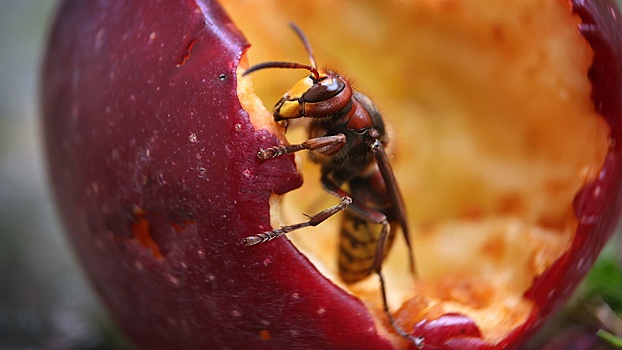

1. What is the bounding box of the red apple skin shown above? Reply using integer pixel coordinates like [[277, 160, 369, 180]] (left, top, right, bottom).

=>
[[41, 0, 622, 349], [42, 1, 392, 349]]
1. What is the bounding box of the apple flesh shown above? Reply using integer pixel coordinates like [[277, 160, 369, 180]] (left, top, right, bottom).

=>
[[41, 0, 622, 349]]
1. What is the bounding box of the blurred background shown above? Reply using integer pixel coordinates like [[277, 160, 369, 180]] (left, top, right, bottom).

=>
[[0, 1, 620, 349], [0, 1, 127, 349]]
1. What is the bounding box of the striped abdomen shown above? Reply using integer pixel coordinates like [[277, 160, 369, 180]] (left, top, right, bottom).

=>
[[338, 210, 397, 284]]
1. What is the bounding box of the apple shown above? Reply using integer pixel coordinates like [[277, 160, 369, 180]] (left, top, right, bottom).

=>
[[41, 0, 622, 349]]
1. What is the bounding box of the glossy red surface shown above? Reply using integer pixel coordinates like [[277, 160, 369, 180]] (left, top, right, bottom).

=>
[[42, 1, 391, 349]]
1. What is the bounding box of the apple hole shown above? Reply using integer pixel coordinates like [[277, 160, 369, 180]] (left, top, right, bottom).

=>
[[230, 0, 610, 345]]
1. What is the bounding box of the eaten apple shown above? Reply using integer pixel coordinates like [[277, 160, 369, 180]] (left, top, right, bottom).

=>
[[41, 0, 622, 349]]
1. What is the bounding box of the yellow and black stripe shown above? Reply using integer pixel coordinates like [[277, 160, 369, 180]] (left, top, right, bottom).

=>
[[338, 211, 396, 284]]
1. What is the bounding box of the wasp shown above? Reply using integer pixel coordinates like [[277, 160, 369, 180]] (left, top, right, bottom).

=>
[[241, 24, 421, 347]]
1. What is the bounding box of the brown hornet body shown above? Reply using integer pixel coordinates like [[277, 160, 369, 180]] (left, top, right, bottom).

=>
[[241, 24, 421, 347]]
